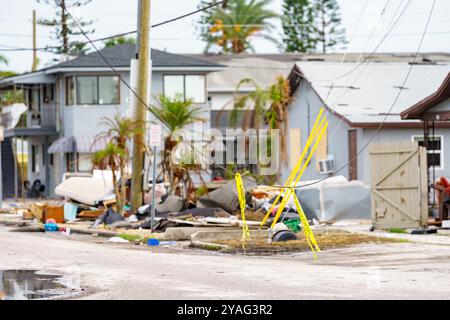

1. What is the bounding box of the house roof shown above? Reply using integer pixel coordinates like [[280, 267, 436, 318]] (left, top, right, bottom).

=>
[[187, 56, 293, 92], [45, 45, 223, 71], [294, 61, 450, 125], [400, 73, 450, 119], [0, 45, 224, 87]]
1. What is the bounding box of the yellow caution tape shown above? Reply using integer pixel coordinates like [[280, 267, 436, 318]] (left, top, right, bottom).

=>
[[271, 121, 328, 228], [235, 173, 251, 241], [261, 108, 326, 227], [290, 187, 320, 260]]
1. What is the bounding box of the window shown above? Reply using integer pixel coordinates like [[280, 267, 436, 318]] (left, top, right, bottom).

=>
[[66, 153, 93, 172], [77, 76, 98, 105], [413, 135, 444, 170], [66, 75, 120, 106], [98, 76, 120, 104], [44, 84, 54, 103], [163, 75, 206, 103], [78, 153, 93, 172], [66, 76, 75, 106]]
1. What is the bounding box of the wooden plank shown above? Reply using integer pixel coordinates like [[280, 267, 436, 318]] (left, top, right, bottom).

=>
[[289, 128, 301, 171], [374, 147, 418, 187], [372, 189, 418, 222], [316, 126, 327, 171], [348, 130, 358, 180]]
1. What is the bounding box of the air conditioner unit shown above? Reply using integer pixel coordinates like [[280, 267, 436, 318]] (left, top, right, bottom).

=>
[[318, 156, 335, 175]]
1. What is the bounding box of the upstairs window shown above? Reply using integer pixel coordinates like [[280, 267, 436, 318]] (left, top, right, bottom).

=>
[[77, 76, 97, 105], [67, 75, 120, 105], [413, 135, 444, 170], [163, 75, 206, 103]]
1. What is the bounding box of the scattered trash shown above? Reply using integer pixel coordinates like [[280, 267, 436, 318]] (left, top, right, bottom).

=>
[[91, 208, 125, 228], [155, 195, 184, 213], [44, 219, 58, 232], [63, 203, 78, 222], [147, 238, 160, 246], [197, 178, 257, 213], [272, 230, 298, 242], [107, 237, 130, 243], [159, 241, 176, 246]]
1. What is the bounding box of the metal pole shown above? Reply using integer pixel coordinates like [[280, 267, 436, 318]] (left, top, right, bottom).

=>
[[151, 145, 156, 232]]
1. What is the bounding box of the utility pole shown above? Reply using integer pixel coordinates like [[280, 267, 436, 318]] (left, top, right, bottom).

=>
[[32, 10, 37, 71], [130, 0, 151, 212]]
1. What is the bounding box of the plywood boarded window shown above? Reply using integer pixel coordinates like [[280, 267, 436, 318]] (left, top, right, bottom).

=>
[[289, 128, 301, 170], [316, 127, 328, 171]]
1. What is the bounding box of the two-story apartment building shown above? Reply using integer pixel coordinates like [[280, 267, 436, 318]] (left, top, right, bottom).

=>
[[0, 44, 224, 198]]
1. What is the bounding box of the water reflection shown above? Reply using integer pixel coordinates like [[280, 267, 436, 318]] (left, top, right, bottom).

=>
[[0, 270, 68, 300]]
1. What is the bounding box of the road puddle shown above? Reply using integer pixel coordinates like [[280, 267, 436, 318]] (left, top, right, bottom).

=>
[[0, 270, 79, 300]]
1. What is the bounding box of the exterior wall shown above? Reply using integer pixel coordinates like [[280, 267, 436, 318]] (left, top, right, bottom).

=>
[[429, 98, 450, 112], [282, 79, 351, 183], [360, 127, 450, 184], [62, 71, 131, 137]]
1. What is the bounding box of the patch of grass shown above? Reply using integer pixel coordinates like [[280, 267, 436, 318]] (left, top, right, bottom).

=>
[[212, 232, 405, 254], [118, 233, 146, 243], [388, 228, 407, 234]]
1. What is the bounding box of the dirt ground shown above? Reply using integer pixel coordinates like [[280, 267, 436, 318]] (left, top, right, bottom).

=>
[[1, 224, 450, 299], [214, 232, 406, 253]]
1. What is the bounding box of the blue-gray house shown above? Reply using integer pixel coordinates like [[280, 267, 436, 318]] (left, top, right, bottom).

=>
[[0, 45, 223, 198]]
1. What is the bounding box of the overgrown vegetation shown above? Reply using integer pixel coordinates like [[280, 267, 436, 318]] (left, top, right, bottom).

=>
[[93, 115, 142, 215], [224, 76, 291, 183], [148, 94, 207, 203]]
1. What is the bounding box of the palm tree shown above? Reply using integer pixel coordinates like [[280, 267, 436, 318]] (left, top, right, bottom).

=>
[[229, 76, 291, 181], [147, 94, 206, 197], [201, 0, 278, 53], [93, 114, 142, 215]]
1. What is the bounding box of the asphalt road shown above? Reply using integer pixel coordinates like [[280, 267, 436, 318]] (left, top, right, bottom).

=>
[[1, 225, 450, 299]]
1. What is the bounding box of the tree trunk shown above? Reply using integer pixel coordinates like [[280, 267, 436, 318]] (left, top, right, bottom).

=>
[[60, 0, 68, 55]]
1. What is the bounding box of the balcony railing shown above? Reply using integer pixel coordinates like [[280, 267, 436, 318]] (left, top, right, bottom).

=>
[[1, 103, 57, 130]]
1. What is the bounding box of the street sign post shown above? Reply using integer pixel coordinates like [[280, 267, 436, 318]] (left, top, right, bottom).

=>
[[149, 124, 161, 232]]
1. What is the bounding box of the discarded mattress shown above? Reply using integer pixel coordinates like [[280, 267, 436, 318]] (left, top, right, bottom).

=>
[[55, 176, 115, 206], [294, 176, 371, 223]]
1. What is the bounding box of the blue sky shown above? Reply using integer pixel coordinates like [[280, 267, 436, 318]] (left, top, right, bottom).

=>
[[0, 0, 449, 72]]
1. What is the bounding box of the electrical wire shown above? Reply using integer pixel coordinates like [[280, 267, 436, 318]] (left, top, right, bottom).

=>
[[297, 0, 437, 189], [13, 0, 439, 192], [0, 0, 226, 52]]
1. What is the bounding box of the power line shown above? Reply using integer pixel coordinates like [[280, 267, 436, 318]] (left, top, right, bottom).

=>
[[297, 0, 437, 189], [0, 0, 226, 52]]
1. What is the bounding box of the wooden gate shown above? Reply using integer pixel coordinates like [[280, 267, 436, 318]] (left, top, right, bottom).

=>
[[370, 142, 428, 229]]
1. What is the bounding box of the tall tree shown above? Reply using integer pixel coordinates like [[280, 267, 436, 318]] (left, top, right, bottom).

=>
[[36, 0, 95, 55], [197, 0, 278, 54], [103, 36, 136, 48], [281, 0, 316, 52], [311, 0, 347, 53]]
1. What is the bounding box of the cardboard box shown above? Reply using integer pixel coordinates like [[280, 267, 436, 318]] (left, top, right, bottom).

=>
[[31, 203, 47, 221], [78, 209, 104, 220], [46, 206, 65, 223], [30, 203, 65, 223]]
